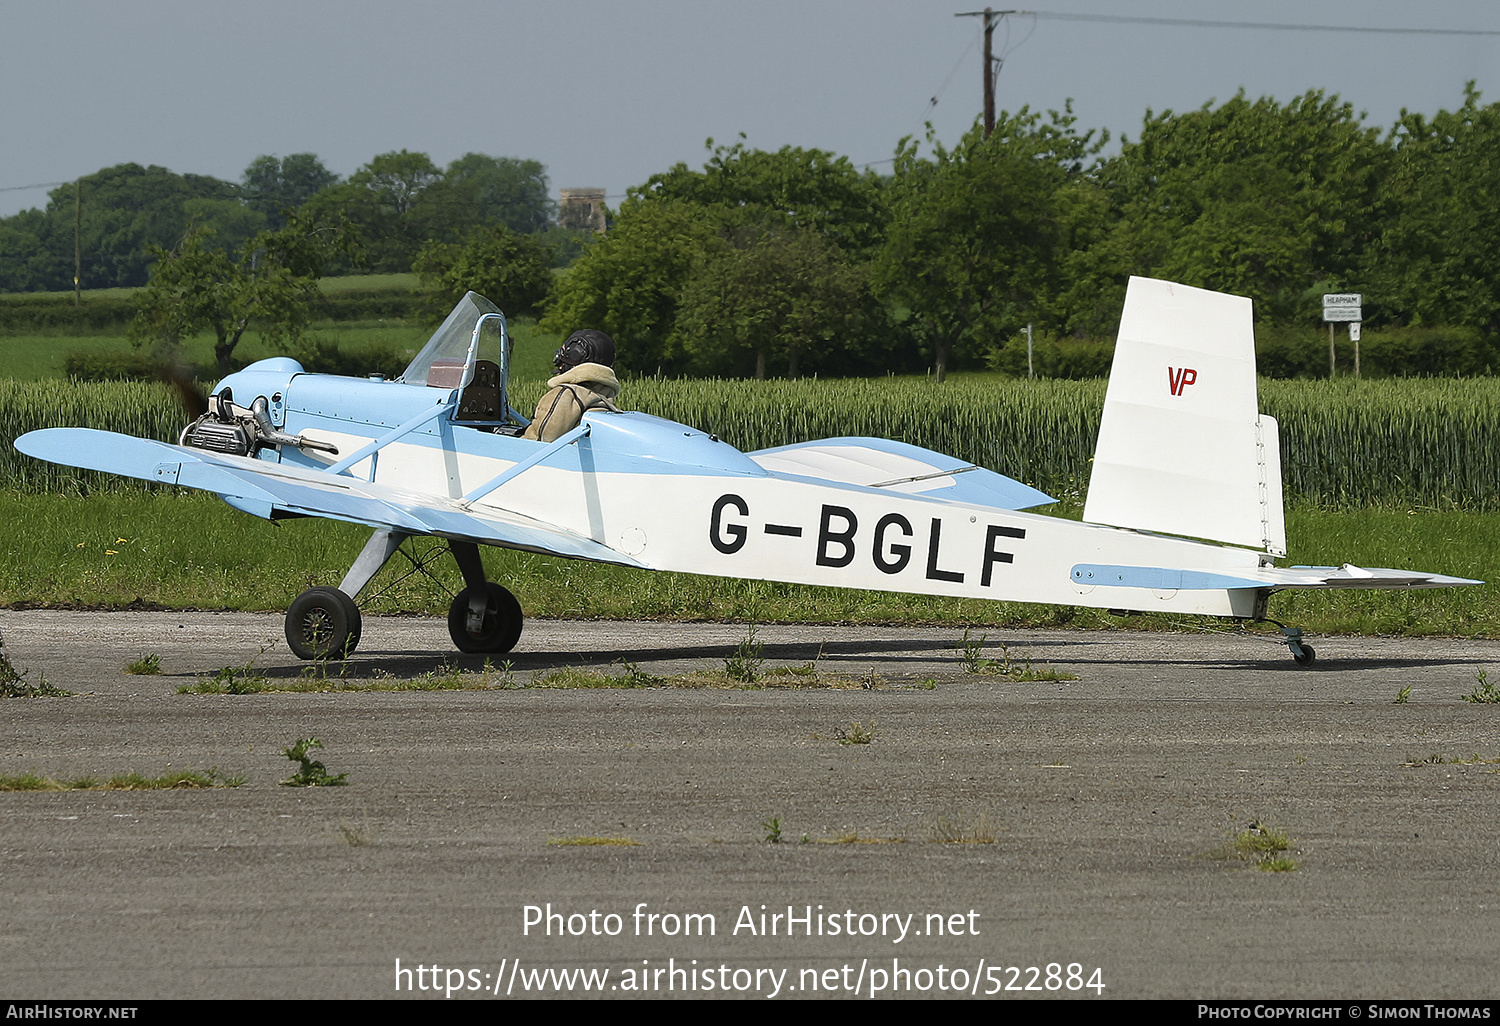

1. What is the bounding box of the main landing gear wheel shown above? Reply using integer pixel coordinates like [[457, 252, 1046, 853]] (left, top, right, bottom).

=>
[[447, 583, 523, 654], [285, 587, 362, 660]]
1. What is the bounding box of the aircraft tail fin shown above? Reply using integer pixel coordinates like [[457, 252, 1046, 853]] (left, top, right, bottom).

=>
[[1083, 277, 1287, 556]]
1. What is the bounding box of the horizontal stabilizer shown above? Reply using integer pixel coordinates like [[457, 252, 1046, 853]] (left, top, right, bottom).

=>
[[1071, 562, 1482, 592], [15, 428, 646, 568], [751, 437, 1054, 510]]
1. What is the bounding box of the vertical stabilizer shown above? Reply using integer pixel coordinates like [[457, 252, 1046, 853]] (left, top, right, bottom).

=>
[[1083, 277, 1286, 555]]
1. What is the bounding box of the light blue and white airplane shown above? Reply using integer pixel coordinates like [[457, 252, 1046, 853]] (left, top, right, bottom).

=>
[[15, 277, 1479, 665]]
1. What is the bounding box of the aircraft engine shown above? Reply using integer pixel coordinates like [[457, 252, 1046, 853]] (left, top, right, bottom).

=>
[[180, 388, 337, 458]]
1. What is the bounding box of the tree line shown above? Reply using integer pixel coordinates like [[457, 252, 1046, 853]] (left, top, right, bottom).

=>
[[11, 85, 1500, 380], [0, 150, 573, 293], [549, 86, 1500, 379]]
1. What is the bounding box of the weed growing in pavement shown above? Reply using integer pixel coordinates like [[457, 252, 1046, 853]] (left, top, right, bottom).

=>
[[124, 653, 161, 675], [762, 816, 783, 844], [614, 659, 665, 687], [837, 721, 877, 746], [182, 649, 272, 694], [1205, 820, 1298, 872], [1394, 685, 1412, 704], [1461, 669, 1500, 704], [279, 737, 348, 787], [955, 628, 1076, 682], [1401, 752, 1500, 767], [925, 810, 998, 844], [335, 821, 372, 846], [0, 631, 69, 698], [725, 625, 765, 683], [0, 767, 241, 790]]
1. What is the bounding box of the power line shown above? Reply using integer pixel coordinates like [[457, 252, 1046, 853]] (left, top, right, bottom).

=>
[[1022, 10, 1500, 37], [0, 181, 67, 193]]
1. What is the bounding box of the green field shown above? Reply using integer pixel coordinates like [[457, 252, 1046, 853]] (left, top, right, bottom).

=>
[[0, 491, 1492, 636], [0, 317, 563, 382], [2, 291, 1496, 635]]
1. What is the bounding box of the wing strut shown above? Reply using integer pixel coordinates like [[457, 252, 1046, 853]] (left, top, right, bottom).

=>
[[458, 422, 591, 508]]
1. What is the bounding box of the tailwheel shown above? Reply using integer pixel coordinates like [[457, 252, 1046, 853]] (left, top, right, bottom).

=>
[[1277, 624, 1315, 668], [285, 587, 362, 660], [447, 583, 523, 654]]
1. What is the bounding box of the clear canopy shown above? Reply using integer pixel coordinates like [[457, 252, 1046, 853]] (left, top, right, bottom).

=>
[[400, 291, 506, 388]]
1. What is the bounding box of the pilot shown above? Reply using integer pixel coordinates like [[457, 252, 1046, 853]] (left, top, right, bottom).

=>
[[521, 328, 621, 442]]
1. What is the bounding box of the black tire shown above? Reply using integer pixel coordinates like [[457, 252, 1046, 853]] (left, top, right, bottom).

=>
[[1293, 644, 1316, 667], [447, 583, 523, 654], [285, 587, 362, 660]]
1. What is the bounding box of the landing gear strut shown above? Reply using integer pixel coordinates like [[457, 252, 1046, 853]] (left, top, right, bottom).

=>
[[447, 541, 524, 654]]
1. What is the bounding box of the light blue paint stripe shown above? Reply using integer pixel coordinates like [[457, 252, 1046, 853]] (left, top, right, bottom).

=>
[[1070, 563, 1267, 591]]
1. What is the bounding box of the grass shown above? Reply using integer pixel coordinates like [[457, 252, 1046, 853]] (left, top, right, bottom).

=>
[[547, 836, 642, 847], [925, 811, 998, 844], [124, 653, 161, 675], [762, 816, 783, 844], [1461, 669, 1500, 703], [956, 628, 1079, 681], [821, 830, 905, 844], [1205, 820, 1298, 872], [1401, 752, 1500, 767], [0, 491, 1495, 637], [837, 720, 877, 745], [0, 313, 561, 384], [0, 767, 242, 790], [723, 625, 765, 683]]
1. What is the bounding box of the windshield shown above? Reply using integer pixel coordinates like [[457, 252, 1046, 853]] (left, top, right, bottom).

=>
[[400, 291, 505, 387]]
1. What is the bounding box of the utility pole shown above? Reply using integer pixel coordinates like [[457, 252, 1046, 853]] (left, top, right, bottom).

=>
[[73, 180, 82, 307], [956, 8, 1010, 137]]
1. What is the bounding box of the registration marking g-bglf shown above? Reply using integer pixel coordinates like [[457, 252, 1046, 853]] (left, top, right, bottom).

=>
[[708, 493, 1024, 587]]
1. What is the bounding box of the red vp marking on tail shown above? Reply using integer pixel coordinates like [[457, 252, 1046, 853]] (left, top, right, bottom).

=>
[[1168, 366, 1198, 396]]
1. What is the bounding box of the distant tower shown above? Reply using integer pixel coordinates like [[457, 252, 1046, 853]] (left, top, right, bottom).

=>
[[558, 188, 607, 234]]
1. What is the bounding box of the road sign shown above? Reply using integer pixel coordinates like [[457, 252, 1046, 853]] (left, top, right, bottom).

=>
[[1323, 293, 1362, 322], [1349, 322, 1361, 342]]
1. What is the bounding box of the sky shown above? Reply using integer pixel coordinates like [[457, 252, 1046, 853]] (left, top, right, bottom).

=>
[[3, 0, 1500, 219]]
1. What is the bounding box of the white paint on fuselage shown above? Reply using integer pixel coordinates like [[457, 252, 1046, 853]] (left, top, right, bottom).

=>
[[293, 424, 1264, 618]]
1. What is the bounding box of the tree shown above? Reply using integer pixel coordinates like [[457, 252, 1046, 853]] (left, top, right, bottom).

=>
[[1081, 91, 1387, 326], [636, 138, 887, 255], [424, 154, 554, 235], [670, 222, 888, 378], [300, 150, 441, 272], [1366, 84, 1500, 333], [413, 224, 554, 318], [0, 163, 242, 292], [541, 201, 720, 374], [875, 109, 1098, 380], [131, 213, 353, 375], [242, 154, 339, 229], [546, 142, 891, 375]]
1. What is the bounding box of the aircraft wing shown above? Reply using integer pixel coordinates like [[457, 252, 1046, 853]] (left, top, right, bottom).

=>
[[750, 437, 1054, 510], [1070, 562, 1482, 592], [15, 428, 647, 568]]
